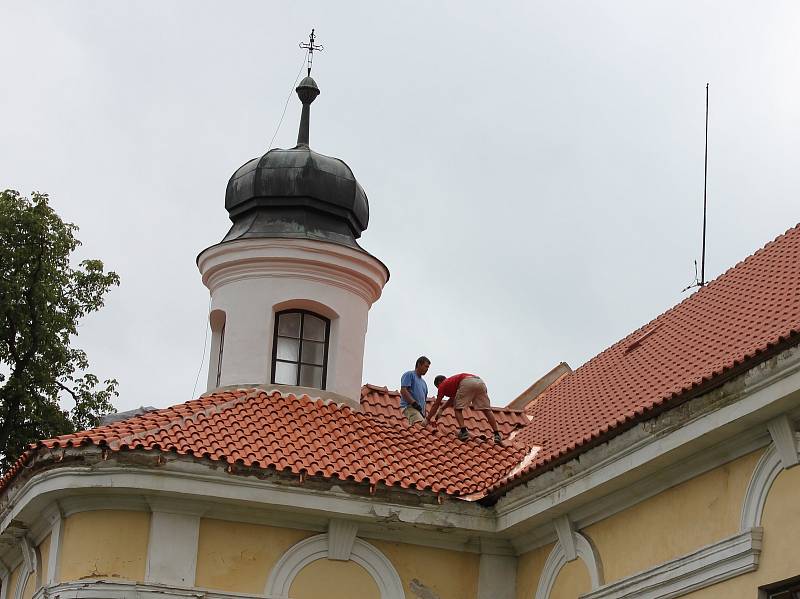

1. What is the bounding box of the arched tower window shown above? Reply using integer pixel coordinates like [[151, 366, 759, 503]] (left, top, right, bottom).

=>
[[272, 310, 330, 389]]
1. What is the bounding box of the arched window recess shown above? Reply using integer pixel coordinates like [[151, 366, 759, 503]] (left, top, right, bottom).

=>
[[271, 309, 331, 389]]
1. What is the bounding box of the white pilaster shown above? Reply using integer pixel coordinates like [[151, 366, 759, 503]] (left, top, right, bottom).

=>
[[145, 510, 200, 586], [42, 503, 64, 586], [477, 553, 517, 599]]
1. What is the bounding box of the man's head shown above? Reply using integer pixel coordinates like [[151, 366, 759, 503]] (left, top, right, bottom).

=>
[[415, 356, 431, 375], [434, 375, 446, 387]]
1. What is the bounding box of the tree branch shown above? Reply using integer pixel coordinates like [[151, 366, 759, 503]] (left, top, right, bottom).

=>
[[56, 381, 79, 404]]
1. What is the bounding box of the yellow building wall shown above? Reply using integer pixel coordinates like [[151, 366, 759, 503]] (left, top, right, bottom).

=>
[[549, 558, 591, 599], [6, 565, 20, 599], [20, 570, 35, 599], [58, 510, 150, 582], [38, 533, 51, 584], [369, 538, 480, 599], [290, 558, 379, 599], [681, 463, 800, 597], [583, 448, 762, 582], [516, 542, 554, 599], [194, 517, 313, 594]]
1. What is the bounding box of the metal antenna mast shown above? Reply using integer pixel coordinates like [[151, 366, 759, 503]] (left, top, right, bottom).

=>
[[682, 84, 711, 293], [299, 28, 324, 76], [700, 83, 709, 287]]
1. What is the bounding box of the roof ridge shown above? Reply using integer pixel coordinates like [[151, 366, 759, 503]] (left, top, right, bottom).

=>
[[362, 383, 527, 414], [529, 222, 800, 412]]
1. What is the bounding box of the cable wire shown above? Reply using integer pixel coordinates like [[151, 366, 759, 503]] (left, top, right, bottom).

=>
[[188, 53, 309, 399], [191, 297, 212, 399], [267, 49, 309, 152]]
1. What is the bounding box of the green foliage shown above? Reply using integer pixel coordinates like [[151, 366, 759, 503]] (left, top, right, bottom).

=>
[[0, 189, 120, 470]]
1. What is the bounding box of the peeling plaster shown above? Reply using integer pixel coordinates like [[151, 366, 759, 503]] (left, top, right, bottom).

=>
[[410, 578, 442, 599]]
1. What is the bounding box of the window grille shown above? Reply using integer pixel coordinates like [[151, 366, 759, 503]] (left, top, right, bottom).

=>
[[271, 310, 330, 389]]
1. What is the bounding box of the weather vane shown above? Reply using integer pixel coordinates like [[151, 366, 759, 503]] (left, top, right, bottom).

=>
[[299, 28, 324, 76]]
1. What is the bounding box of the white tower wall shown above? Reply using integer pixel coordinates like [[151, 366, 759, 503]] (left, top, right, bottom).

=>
[[198, 237, 388, 402]]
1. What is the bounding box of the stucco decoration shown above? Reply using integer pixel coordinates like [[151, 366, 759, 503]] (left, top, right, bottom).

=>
[[327, 519, 358, 561], [766, 416, 799, 468], [740, 432, 800, 531], [582, 528, 762, 599], [265, 533, 404, 599], [534, 532, 603, 599]]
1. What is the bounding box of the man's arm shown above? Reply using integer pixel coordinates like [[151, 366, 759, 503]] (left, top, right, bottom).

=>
[[425, 397, 442, 424], [440, 396, 455, 413], [400, 387, 420, 410], [425, 389, 450, 424]]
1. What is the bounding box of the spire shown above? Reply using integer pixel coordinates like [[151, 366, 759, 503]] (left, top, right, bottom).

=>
[[295, 76, 320, 147], [295, 30, 323, 147], [299, 28, 324, 77]]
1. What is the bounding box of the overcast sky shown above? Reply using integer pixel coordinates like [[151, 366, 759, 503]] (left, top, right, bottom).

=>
[[2, 2, 798, 413]]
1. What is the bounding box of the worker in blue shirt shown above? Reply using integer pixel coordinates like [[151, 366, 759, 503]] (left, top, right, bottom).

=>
[[400, 356, 430, 426]]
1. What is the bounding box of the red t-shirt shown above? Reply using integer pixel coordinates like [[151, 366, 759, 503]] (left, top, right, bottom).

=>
[[436, 373, 477, 400]]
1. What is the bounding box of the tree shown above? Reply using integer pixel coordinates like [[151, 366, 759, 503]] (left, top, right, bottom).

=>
[[0, 189, 120, 470]]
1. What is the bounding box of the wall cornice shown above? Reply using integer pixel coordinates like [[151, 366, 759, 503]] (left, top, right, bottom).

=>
[[33, 580, 281, 599], [0, 457, 495, 557], [197, 238, 389, 304]]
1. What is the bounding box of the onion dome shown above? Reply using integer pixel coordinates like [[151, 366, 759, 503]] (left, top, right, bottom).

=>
[[223, 76, 369, 248]]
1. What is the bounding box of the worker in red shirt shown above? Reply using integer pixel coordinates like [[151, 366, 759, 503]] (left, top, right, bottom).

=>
[[425, 373, 502, 443]]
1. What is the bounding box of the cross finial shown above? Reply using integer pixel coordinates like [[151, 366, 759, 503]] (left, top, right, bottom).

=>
[[299, 28, 324, 76]]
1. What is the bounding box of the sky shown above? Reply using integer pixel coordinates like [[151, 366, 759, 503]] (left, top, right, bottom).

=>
[[1, 2, 798, 413]]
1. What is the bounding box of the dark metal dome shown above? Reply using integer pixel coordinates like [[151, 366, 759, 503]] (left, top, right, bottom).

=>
[[223, 76, 369, 248]]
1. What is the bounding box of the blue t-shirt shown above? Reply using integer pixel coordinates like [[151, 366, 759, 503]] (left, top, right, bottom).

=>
[[400, 371, 428, 415]]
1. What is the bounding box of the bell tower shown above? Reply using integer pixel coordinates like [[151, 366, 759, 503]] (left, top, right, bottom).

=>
[[197, 41, 388, 405]]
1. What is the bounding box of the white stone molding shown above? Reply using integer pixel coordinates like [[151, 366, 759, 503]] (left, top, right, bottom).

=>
[[477, 553, 517, 599], [534, 532, 603, 599], [265, 533, 404, 599], [145, 511, 200, 586], [198, 239, 388, 303], [766, 415, 799, 468], [12, 569, 30, 599], [31, 579, 284, 599], [553, 515, 577, 561], [41, 502, 63, 587], [582, 527, 763, 599], [740, 433, 800, 530], [18, 537, 35, 582], [1, 463, 491, 549], [327, 519, 358, 561], [58, 494, 149, 518]]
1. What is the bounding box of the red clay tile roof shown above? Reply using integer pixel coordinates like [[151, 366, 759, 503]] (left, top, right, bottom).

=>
[[360, 384, 531, 438], [498, 223, 800, 492], [2, 224, 799, 502], [0, 389, 528, 498]]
